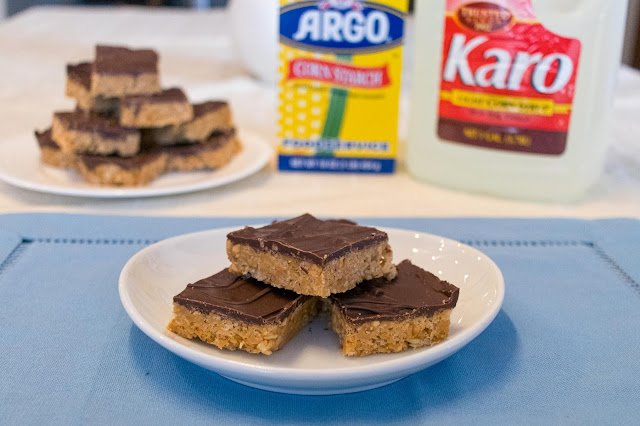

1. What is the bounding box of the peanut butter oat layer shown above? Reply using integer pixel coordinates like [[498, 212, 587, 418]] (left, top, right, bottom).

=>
[[168, 268, 321, 355], [162, 129, 241, 172], [34, 128, 76, 169], [226, 214, 397, 297], [143, 101, 233, 145], [52, 111, 140, 157], [65, 62, 119, 114], [329, 260, 460, 356], [120, 88, 193, 128], [91, 45, 161, 97], [76, 149, 167, 186]]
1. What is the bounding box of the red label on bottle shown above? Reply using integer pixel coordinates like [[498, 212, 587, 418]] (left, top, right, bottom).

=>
[[438, 0, 581, 155]]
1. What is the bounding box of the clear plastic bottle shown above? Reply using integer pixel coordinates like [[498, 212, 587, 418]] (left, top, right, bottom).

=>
[[407, 0, 629, 201]]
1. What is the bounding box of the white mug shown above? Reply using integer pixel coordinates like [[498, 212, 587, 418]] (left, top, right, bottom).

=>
[[228, 0, 279, 84]]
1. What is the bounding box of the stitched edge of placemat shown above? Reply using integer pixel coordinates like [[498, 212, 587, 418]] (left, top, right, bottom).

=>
[[0, 237, 157, 278], [1, 236, 638, 298], [587, 242, 640, 296], [0, 241, 29, 277], [465, 239, 640, 297]]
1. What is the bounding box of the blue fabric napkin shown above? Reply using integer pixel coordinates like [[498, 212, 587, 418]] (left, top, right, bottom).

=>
[[0, 213, 638, 425]]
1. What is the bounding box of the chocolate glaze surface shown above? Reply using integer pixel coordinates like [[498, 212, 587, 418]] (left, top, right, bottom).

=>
[[34, 128, 58, 149], [54, 111, 138, 139], [159, 129, 235, 156], [173, 269, 311, 325], [227, 214, 388, 265], [94, 45, 158, 75], [122, 88, 188, 108], [78, 149, 163, 170], [330, 260, 460, 323], [67, 62, 92, 90], [193, 100, 228, 117]]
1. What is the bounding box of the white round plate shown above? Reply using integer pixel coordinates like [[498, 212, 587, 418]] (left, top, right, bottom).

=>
[[119, 226, 504, 395], [0, 130, 271, 198]]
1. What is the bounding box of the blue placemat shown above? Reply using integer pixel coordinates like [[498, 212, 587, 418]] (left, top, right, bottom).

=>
[[1, 213, 639, 425]]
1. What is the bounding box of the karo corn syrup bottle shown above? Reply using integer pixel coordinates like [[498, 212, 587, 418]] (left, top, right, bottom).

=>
[[408, 0, 628, 201], [278, 0, 409, 173]]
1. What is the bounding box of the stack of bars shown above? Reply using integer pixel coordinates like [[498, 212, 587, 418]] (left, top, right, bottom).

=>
[[168, 214, 460, 356], [35, 45, 241, 186]]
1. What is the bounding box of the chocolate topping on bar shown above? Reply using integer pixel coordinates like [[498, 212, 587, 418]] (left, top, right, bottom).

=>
[[227, 214, 388, 265], [123, 87, 187, 106], [54, 111, 138, 139], [193, 100, 228, 117], [34, 128, 58, 149], [78, 149, 163, 171], [159, 129, 236, 156], [173, 269, 311, 325], [331, 260, 460, 323], [94, 45, 158, 75], [67, 62, 92, 90]]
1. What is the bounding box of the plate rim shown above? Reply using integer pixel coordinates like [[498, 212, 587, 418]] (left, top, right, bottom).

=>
[[118, 225, 505, 386], [0, 129, 272, 198]]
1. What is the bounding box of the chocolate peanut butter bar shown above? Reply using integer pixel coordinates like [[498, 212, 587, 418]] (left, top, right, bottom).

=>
[[329, 260, 460, 356], [143, 101, 233, 145], [162, 129, 241, 172], [52, 111, 140, 157], [167, 269, 321, 355], [34, 128, 76, 169], [65, 62, 119, 114], [91, 45, 161, 97], [76, 150, 167, 186], [120, 88, 193, 128], [226, 214, 397, 297]]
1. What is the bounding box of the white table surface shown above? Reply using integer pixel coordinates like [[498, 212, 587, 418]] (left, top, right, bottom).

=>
[[0, 6, 639, 219]]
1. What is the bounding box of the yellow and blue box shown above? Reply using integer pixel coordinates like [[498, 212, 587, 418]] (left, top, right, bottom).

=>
[[278, 0, 408, 173]]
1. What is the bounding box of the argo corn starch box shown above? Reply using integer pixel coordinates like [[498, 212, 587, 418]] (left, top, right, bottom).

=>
[[278, 0, 408, 173]]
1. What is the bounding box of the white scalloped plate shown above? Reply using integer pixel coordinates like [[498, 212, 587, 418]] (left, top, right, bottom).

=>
[[119, 226, 504, 395], [0, 130, 271, 198]]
